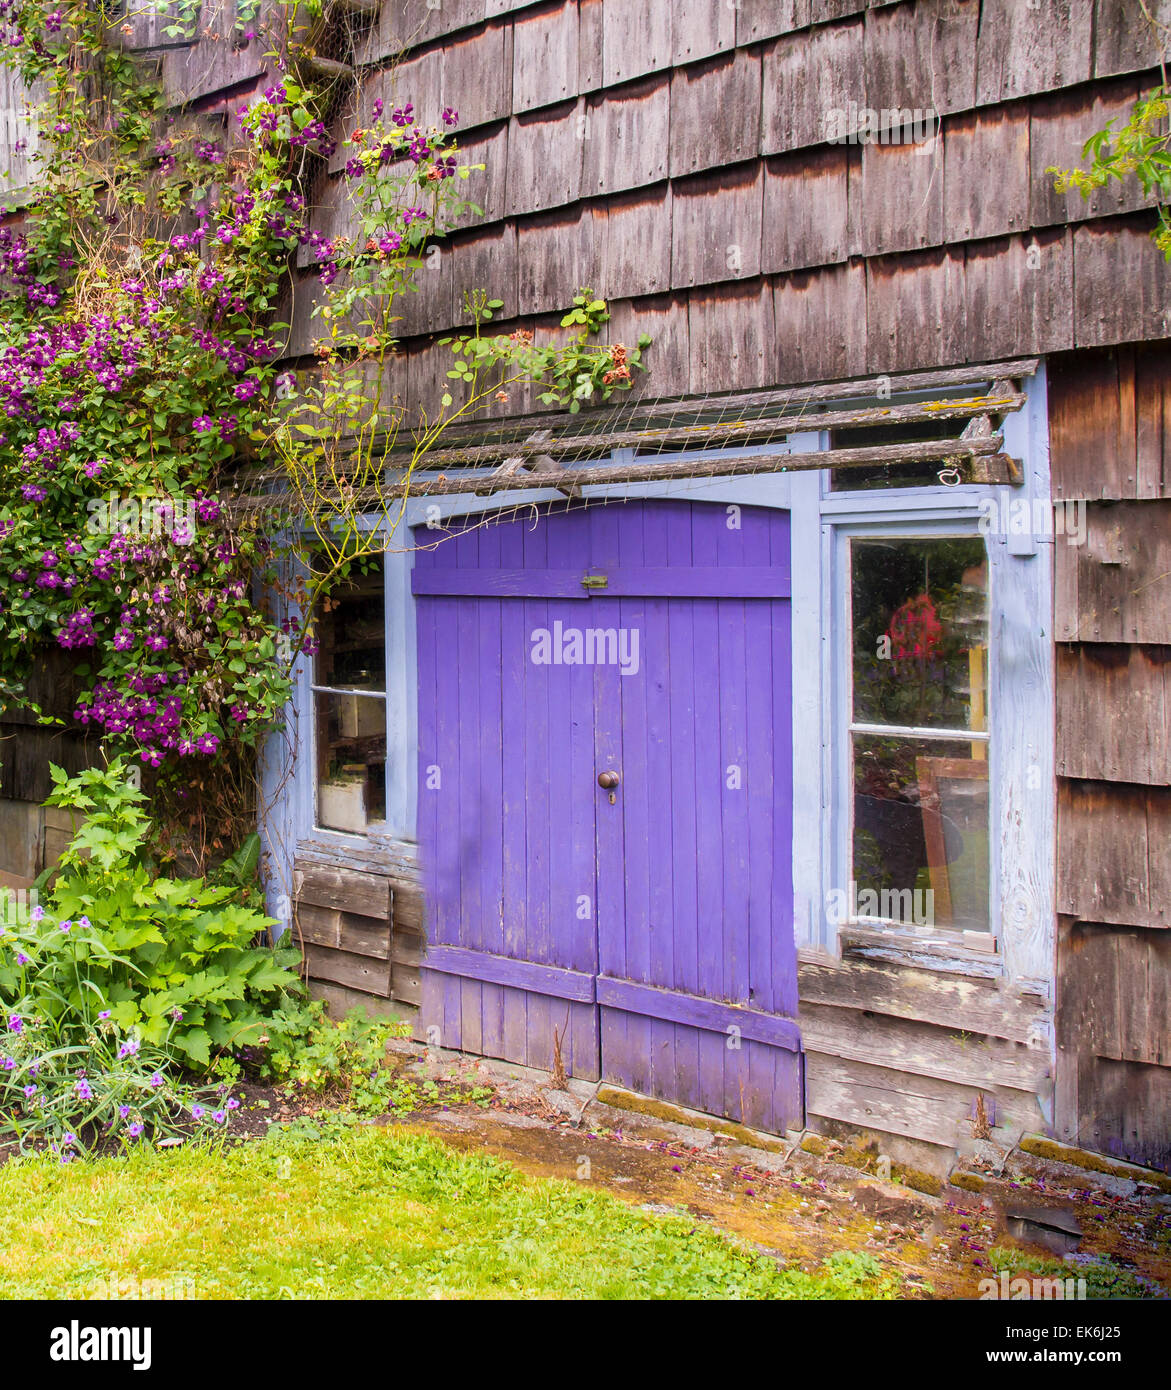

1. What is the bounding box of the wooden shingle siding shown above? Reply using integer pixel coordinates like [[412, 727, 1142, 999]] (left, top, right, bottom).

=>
[[865, 246, 966, 373], [853, 138, 944, 257], [761, 19, 865, 156], [1092, 0, 1171, 78], [671, 163, 763, 288], [1029, 81, 1149, 228], [866, 0, 980, 117], [974, 0, 1094, 105], [601, 0, 671, 87], [1059, 922, 1171, 1066], [512, 0, 580, 112], [944, 106, 1030, 243], [1049, 345, 1171, 500], [669, 49, 760, 177], [687, 281, 775, 393], [280, 0, 1171, 379], [1057, 918, 1171, 1168], [762, 147, 851, 274], [963, 229, 1073, 362], [1057, 645, 1171, 785], [773, 262, 868, 383], [504, 101, 583, 216], [582, 75, 670, 196], [1054, 499, 1171, 642], [1073, 217, 1171, 347], [1057, 783, 1171, 929]]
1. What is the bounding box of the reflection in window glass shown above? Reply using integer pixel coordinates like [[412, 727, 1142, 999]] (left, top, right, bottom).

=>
[[852, 538, 988, 732], [314, 558, 385, 692], [315, 693, 386, 833], [312, 557, 387, 834], [852, 734, 989, 933], [849, 536, 990, 934]]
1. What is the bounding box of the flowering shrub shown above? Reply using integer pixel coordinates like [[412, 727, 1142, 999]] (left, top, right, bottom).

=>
[[0, 2, 650, 851], [0, 999, 233, 1158]]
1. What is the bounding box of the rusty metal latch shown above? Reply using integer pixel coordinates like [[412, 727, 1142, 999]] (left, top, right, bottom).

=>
[[581, 574, 608, 589]]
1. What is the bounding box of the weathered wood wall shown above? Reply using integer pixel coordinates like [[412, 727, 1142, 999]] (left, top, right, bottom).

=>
[[276, 0, 1171, 417], [1050, 341, 1171, 1171]]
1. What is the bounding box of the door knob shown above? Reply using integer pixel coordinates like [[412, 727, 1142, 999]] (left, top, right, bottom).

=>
[[597, 770, 620, 789]]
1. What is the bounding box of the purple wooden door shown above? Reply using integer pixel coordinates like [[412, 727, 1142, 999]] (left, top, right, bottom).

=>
[[414, 500, 802, 1132]]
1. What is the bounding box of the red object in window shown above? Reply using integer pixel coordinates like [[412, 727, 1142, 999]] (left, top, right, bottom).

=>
[[887, 593, 942, 663]]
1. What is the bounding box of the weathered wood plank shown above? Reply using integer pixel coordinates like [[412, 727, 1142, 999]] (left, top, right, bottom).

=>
[[773, 261, 868, 384], [504, 100, 584, 215], [671, 0, 735, 64], [581, 73, 669, 197], [798, 954, 1049, 1043], [393, 882, 425, 932], [1055, 499, 1171, 642], [1073, 216, 1171, 348], [1059, 920, 1171, 1065], [357, 0, 487, 66], [1030, 80, 1151, 229], [602, 187, 672, 301], [1049, 344, 1171, 501], [762, 19, 865, 155], [604, 292, 690, 399], [805, 1051, 1040, 1147], [578, 0, 603, 92], [161, 13, 270, 108], [671, 163, 763, 289], [735, 0, 809, 46], [439, 23, 514, 129], [687, 282, 775, 394], [1067, 1050, 1171, 1170], [449, 122, 510, 227], [1093, 0, 1171, 78], [763, 147, 850, 274], [446, 222, 518, 325], [1057, 780, 1171, 927], [799, 1001, 1052, 1091], [865, 0, 980, 118], [515, 204, 605, 314], [1057, 644, 1171, 784], [669, 49, 760, 178], [975, 0, 1094, 105], [944, 106, 1030, 242], [602, 0, 671, 87], [511, 0, 579, 114], [853, 135, 944, 257], [305, 944, 393, 996], [963, 230, 1073, 361], [294, 860, 391, 918], [865, 247, 966, 373]]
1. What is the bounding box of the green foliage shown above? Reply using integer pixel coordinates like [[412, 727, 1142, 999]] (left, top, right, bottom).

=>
[[440, 288, 651, 414], [259, 998, 409, 1112], [987, 1245, 1165, 1300], [1050, 87, 1171, 260], [0, 759, 302, 1131]]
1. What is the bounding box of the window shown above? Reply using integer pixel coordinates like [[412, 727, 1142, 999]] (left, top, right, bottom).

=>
[[847, 535, 990, 935], [310, 557, 387, 834]]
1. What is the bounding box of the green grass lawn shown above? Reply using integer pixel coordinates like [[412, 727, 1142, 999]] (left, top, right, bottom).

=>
[[0, 1128, 902, 1300]]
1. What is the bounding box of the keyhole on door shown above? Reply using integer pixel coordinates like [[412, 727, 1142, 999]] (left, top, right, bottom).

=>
[[598, 769, 620, 804]]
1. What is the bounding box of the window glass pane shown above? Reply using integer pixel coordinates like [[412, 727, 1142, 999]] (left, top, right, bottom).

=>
[[313, 557, 385, 691], [852, 733, 989, 933], [851, 537, 988, 731], [315, 692, 386, 832]]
